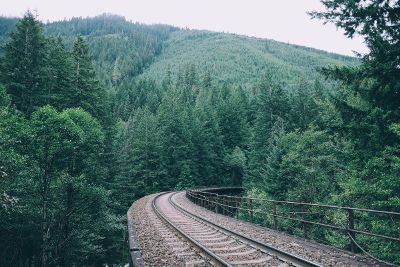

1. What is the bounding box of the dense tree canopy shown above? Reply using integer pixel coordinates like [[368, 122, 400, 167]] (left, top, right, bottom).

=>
[[0, 2, 399, 265], [0, 14, 121, 266]]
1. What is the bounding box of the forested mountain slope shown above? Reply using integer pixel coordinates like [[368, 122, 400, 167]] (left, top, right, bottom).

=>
[[46, 16, 357, 91], [140, 30, 357, 88], [0, 14, 357, 93], [45, 15, 177, 90]]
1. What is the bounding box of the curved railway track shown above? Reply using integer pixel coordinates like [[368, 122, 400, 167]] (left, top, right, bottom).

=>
[[152, 192, 323, 267]]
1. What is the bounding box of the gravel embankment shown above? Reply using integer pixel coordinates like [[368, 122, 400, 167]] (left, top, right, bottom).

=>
[[128, 194, 184, 266], [173, 192, 386, 267], [128, 193, 210, 267]]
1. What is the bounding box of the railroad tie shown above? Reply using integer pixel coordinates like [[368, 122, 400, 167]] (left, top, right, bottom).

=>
[[212, 244, 246, 252], [218, 248, 257, 257], [185, 259, 205, 267], [230, 256, 273, 265]]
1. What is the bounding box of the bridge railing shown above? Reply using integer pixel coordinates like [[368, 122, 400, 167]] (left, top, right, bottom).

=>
[[186, 188, 400, 264]]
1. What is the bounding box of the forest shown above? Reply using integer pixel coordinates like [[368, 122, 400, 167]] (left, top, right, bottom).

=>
[[0, 0, 399, 266]]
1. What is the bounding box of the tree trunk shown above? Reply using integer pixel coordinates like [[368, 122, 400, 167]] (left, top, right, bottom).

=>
[[41, 180, 48, 267]]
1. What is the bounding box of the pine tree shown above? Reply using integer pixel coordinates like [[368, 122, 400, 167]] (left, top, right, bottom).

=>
[[224, 146, 246, 185], [71, 36, 108, 122], [0, 11, 47, 114], [126, 108, 165, 198], [215, 85, 248, 152], [311, 0, 400, 152], [309, 2, 400, 262], [289, 79, 318, 131], [192, 87, 224, 186], [247, 76, 287, 167], [42, 37, 73, 109], [157, 89, 195, 189], [246, 74, 291, 197]]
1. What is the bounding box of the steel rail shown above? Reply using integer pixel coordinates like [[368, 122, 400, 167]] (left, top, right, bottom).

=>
[[169, 192, 323, 267], [152, 192, 233, 267]]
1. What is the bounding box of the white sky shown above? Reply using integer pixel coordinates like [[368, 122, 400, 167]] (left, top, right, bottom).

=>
[[0, 0, 368, 56]]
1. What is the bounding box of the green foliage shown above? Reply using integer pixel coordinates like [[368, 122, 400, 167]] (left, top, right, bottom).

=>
[[43, 37, 73, 108], [114, 108, 166, 208], [0, 103, 119, 265], [45, 14, 176, 90], [0, 84, 10, 107], [0, 3, 398, 265], [280, 129, 352, 202], [0, 11, 47, 114], [0, 17, 17, 42], [0, 13, 122, 266], [224, 146, 246, 185], [246, 74, 291, 197], [241, 1, 400, 259], [139, 30, 357, 90], [243, 1, 400, 263]]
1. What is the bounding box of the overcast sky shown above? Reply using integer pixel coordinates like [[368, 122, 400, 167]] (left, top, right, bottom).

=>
[[0, 0, 368, 56]]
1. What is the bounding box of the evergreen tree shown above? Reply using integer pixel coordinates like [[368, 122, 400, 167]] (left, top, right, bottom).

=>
[[124, 108, 165, 200], [311, 0, 400, 152], [224, 146, 246, 185], [308, 1, 400, 262], [289, 79, 318, 131], [0, 15, 123, 265], [71, 36, 108, 122], [246, 74, 291, 195], [192, 87, 224, 185], [0, 11, 47, 114], [280, 129, 352, 202], [216, 86, 248, 152], [157, 88, 195, 189], [42, 37, 73, 109]]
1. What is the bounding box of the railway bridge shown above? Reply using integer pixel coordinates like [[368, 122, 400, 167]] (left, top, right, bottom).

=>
[[127, 187, 399, 266]]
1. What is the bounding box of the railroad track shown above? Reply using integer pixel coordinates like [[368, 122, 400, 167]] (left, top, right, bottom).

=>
[[152, 192, 323, 267]]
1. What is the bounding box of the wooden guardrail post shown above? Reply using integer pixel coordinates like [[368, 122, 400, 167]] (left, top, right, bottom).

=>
[[227, 196, 230, 216], [231, 197, 235, 217], [227, 196, 233, 217], [272, 201, 278, 230], [347, 209, 357, 253], [219, 197, 225, 215], [215, 196, 219, 214], [248, 198, 254, 223], [226, 196, 229, 215], [223, 196, 227, 216], [302, 205, 308, 239], [236, 198, 240, 219], [219, 196, 222, 215]]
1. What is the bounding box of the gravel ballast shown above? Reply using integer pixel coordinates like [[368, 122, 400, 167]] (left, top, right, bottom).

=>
[[128, 193, 211, 266], [128, 194, 184, 266]]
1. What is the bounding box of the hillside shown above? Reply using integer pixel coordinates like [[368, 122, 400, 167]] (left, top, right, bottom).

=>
[[46, 15, 357, 90], [0, 14, 357, 92], [139, 29, 357, 89], [45, 15, 177, 90]]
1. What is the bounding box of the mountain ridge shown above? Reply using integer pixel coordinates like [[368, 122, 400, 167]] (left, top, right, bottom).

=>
[[0, 14, 357, 92]]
